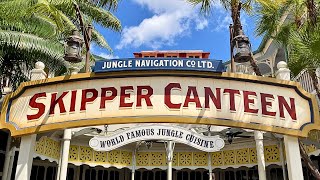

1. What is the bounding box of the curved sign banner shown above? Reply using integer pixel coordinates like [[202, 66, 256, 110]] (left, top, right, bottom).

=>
[[89, 125, 225, 152], [0, 72, 319, 136]]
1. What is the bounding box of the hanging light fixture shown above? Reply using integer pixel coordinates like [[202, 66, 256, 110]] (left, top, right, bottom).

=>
[[232, 30, 253, 63], [64, 30, 84, 63]]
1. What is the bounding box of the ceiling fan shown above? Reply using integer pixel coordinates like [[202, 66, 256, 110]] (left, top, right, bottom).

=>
[[197, 127, 253, 144], [224, 128, 253, 144]]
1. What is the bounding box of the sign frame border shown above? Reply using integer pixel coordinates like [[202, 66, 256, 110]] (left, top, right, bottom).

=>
[[1, 71, 319, 137]]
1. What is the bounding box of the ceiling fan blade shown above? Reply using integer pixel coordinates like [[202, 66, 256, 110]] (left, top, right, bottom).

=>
[[236, 135, 252, 138], [203, 131, 224, 136]]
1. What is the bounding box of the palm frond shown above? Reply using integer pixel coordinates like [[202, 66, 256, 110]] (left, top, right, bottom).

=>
[[27, 1, 65, 30], [80, 0, 119, 10], [0, 30, 66, 66], [91, 29, 112, 52], [254, 0, 285, 37], [79, 2, 121, 32], [188, 0, 213, 15], [287, 24, 320, 75]]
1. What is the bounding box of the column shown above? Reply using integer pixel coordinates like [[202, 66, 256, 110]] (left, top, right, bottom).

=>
[[254, 131, 266, 180], [276, 61, 304, 180], [284, 136, 304, 179], [58, 67, 79, 180], [58, 129, 72, 180], [166, 141, 174, 180], [15, 62, 47, 180], [279, 140, 287, 180], [208, 152, 213, 180], [2, 132, 11, 180], [7, 147, 17, 180], [56, 142, 63, 180], [207, 126, 213, 180], [15, 135, 37, 180], [131, 150, 136, 180]]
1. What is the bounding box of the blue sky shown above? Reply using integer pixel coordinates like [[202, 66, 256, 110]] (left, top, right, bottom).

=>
[[92, 0, 263, 62]]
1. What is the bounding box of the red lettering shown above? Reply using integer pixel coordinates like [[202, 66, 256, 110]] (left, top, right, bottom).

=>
[[223, 89, 240, 111], [27, 92, 46, 120], [261, 93, 276, 116], [80, 89, 98, 111], [49, 91, 68, 115], [137, 86, 153, 107], [164, 83, 181, 109], [120, 86, 134, 108], [183, 86, 201, 108], [69, 90, 77, 112], [278, 96, 297, 120], [243, 91, 258, 114], [100, 87, 117, 109], [204, 87, 221, 109]]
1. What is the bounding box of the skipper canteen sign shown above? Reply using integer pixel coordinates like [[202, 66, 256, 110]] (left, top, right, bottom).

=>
[[89, 125, 225, 152], [0, 72, 319, 136], [94, 58, 225, 73]]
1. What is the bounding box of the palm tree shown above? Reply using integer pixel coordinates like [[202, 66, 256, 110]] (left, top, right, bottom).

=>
[[255, 0, 320, 97], [0, 0, 122, 90], [189, 0, 262, 76], [29, 0, 122, 51], [0, 0, 67, 90], [306, 0, 317, 26], [255, 0, 320, 178]]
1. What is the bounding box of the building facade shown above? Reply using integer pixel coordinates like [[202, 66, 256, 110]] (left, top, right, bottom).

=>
[[0, 47, 320, 180]]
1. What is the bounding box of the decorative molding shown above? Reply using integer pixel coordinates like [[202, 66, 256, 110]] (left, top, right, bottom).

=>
[[33, 137, 314, 170], [34, 137, 60, 161]]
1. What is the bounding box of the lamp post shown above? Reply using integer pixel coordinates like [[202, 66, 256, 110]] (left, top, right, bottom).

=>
[[229, 2, 261, 76], [74, 2, 92, 73], [64, 3, 92, 73]]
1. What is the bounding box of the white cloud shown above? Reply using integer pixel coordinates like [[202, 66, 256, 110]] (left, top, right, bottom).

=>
[[117, 12, 190, 49], [213, 13, 249, 32], [97, 53, 119, 59], [116, 0, 218, 49], [214, 16, 232, 32], [132, 0, 189, 14], [195, 18, 209, 30]]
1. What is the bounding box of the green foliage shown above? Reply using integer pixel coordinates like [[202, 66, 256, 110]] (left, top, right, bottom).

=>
[[287, 24, 320, 75], [254, 0, 320, 76], [92, 29, 112, 51], [29, 0, 122, 48], [0, 0, 121, 90], [188, 0, 255, 16], [254, 0, 287, 38], [0, 0, 65, 89]]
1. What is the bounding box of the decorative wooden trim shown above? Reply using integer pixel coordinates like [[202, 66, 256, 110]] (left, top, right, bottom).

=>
[[34, 137, 296, 170]]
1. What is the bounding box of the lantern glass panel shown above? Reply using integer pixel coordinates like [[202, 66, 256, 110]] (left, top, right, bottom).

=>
[[233, 38, 252, 63], [66, 42, 80, 55], [233, 41, 250, 55]]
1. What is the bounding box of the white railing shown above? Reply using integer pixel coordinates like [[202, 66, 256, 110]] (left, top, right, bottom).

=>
[[293, 68, 320, 107], [292, 69, 316, 93]]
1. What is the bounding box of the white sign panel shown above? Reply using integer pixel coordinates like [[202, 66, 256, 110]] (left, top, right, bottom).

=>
[[89, 125, 225, 152]]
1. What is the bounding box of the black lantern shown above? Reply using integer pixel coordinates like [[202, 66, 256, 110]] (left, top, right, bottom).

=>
[[232, 32, 253, 63], [64, 30, 84, 63]]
